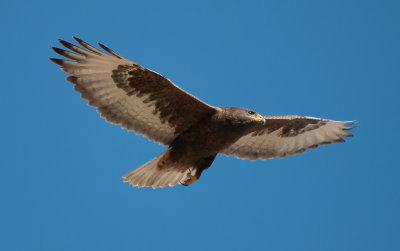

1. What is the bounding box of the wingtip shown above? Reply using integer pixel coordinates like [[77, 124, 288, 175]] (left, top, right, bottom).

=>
[[98, 42, 122, 59], [343, 120, 358, 131], [58, 39, 73, 48], [97, 42, 110, 52], [51, 47, 64, 55], [345, 120, 359, 125], [49, 58, 64, 66], [72, 36, 86, 45], [72, 36, 80, 42]]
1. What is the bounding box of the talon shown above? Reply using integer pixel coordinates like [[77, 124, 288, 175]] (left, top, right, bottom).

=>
[[181, 168, 198, 186]]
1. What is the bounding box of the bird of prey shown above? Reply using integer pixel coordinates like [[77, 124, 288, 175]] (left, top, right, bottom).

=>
[[50, 37, 355, 189]]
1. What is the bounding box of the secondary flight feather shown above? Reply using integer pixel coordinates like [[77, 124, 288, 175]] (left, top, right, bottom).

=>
[[50, 37, 355, 189]]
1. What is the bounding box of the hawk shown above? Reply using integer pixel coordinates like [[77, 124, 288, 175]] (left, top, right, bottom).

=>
[[50, 37, 355, 189]]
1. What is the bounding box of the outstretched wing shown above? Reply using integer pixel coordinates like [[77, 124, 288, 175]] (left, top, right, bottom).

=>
[[221, 115, 355, 160], [51, 37, 217, 145]]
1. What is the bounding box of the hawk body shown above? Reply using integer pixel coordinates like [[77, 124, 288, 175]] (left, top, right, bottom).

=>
[[51, 37, 355, 188]]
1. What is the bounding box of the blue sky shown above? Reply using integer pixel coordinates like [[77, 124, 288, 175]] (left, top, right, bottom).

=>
[[1, 0, 399, 250]]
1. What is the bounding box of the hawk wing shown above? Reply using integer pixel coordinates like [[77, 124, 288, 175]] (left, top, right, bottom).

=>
[[221, 116, 355, 160], [51, 37, 218, 145]]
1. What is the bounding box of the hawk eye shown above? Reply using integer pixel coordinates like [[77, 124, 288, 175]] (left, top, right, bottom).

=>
[[248, 111, 256, 115]]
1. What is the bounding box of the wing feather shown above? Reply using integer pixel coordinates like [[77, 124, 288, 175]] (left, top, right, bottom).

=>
[[52, 47, 86, 61], [72, 36, 103, 55], [58, 39, 91, 56], [51, 37, 217, 145], [98, 43, 123, 59]]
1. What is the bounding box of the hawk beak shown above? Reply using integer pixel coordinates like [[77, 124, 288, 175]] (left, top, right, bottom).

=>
[[250, 115, 266, 124]]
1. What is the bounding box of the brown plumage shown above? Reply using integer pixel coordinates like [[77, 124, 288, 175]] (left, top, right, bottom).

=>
[[50, 37, 355, 189]]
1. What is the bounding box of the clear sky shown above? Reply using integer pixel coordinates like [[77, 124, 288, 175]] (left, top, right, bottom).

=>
[[1, 0, 399, 250]]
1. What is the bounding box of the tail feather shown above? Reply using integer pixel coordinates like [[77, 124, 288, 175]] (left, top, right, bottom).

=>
[[123, 150, 193, 189]]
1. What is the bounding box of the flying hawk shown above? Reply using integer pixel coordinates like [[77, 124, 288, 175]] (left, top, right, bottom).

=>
[[50, 37, 355, 189]]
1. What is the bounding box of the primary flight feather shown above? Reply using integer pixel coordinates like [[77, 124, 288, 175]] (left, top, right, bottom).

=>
[[50, 37, 355, 189]]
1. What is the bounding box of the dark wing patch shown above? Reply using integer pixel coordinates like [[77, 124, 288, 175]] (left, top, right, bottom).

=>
[[111, 65, 216, 134], [221, 115, 355, 160], [51, 37, 218, 145], [252, 116, 328, 137]]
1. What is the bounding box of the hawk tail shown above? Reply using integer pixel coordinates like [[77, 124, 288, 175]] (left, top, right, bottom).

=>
[[122, 149, 196, 189]]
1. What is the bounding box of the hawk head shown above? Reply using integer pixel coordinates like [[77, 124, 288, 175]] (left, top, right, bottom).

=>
[[222, 107, 265, 126]]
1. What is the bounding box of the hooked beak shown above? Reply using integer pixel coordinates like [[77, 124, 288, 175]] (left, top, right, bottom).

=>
[[250, 115, 266, 124]]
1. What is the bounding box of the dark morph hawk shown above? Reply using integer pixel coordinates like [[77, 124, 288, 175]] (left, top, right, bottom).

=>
[[51, 37, 355, 189]]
